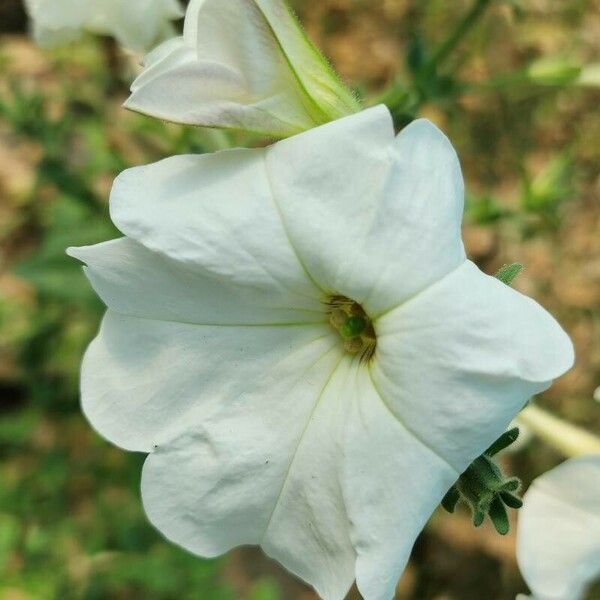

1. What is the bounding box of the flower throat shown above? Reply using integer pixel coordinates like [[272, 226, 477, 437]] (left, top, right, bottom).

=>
[[327, 295, 376, 362]]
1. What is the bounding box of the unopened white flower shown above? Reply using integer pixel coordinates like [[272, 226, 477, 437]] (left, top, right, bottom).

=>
[[69, 106, 573, 600], [124, 0, 361, 137], [24, 0, 183, 53], [517, 455, 600, 600]]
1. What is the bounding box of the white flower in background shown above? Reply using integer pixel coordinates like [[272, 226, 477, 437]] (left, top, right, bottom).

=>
[[124, 0, 361, 138], [69, 106, 573, 600], [24, 0, 183, 53], [517, 455, 600, 600]]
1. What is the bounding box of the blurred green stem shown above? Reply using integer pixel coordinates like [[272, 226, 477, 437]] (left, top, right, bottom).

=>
[[423, 0, 492, 75], [517, 405, 600, 458], [204, 128, 233, 151], [378, 0, 493, 125]]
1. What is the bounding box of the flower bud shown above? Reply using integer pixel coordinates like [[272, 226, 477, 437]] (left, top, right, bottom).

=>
[[526, 56, 581, 86], [578, 63, 600, 88], [124, 0, 361, 138]]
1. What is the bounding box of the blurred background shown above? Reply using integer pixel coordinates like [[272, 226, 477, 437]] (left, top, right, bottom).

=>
[[0, 0, 599, 598]]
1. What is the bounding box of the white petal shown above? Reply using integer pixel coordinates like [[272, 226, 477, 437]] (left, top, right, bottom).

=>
[[125, 0, 359, 136], [131, 38, 200, 95], [30, 25, 82, 47], [141, 352, 357, 600], [517, 455, 600, 600], [342, 368, 458, 600], [372, 260, 574, 471], [81, 310, 333, 453], [267, 107, 466, 315], [68, 238, 322, 324], [139, 35, 185, 70], [24, 0, 182, 52], [24, 0, 90, 46], [107, 149, 323, 310], [88, 0, 183, 53], [24, 0, 91, 31], [184, 0, 360, 118], [111, 0, 183, 53], [126, 44, 313, 135], [182, 0, 205, 46]]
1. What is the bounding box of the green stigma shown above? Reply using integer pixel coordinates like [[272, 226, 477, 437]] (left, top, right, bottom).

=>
[[341, 315, 367, 338], [327, 295, 376, 361]]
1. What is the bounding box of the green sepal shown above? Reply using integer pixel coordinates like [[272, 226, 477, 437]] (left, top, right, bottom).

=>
[[440, 428, 523, 535], [500, 490, 523, 509], [501, 478, 521, 493], [485, 427, 520, 456], [494, 263, 524, 286], [441, 486, 461, 513], [472, 508, 486, 528], [489, 497, 510, 535]]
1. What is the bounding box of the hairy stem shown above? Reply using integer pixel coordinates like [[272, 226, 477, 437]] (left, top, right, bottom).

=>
[[424, 0, 493, 74]]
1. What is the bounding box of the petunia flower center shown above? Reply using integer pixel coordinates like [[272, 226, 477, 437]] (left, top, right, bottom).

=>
[[327, 295, 376, 361]]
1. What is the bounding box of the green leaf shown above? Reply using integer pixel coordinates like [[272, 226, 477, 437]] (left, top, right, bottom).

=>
[[521, 153, 574, 219], [247, 578, 281, 600], [465, 193, 511, 225], [14, 195, 117, 303], [494, 263, 524, 286]]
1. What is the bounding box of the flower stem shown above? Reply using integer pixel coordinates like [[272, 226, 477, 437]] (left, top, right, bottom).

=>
[[376, 0, 494, 122], [516, 404, 600, 458], [204, 129, 233, 151], [423, 0, 493, 75]]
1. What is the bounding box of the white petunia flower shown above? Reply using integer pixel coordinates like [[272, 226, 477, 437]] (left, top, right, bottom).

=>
[[24, 0, 184, 53], [517, 455, 600, 600], [69, 106, 574, 600], [124, 0, 361, 138]]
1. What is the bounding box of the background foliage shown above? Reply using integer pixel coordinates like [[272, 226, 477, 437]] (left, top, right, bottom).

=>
[[0, 0, 599, 598]]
